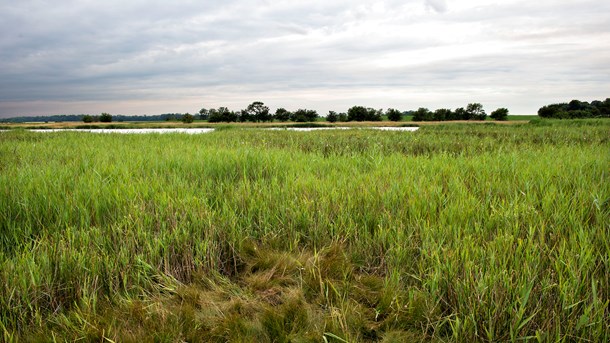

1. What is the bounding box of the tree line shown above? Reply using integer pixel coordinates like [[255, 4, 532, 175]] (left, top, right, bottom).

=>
[[538, 98, 610, 119], [199, 101, 509, 123], [0, 102, 512, 124], [410, 103, 509, 121], [0, 113, 194, 123]]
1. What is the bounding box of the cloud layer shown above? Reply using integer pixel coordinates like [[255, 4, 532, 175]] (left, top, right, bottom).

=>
[[1, 0, 609, 117]]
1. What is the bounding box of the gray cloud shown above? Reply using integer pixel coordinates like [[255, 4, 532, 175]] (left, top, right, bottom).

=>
[[425, 0, 447, 13], [0, 0, 609, 117]]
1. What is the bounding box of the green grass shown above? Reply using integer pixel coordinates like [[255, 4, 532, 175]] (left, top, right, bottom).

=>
[[506, 115, 538, 121], [0, 120, 608, 342]]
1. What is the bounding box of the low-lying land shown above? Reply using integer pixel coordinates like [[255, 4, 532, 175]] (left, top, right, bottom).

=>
[[0, 119, 608, 342], [0, 118, 532, 130]]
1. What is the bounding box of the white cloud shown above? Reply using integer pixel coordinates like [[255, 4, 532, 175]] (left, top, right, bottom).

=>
[[0, 0, 609, 117], [425, 0, 447, 13]]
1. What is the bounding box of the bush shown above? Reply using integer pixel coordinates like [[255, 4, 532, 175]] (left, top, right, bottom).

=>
[[208, 107, 237, 123], [386, 108, 403, 121], [274, 108, 291, 122], [412, 107, 432, 121], [537, 99, 609, 119], [291, 109, 318, 122], [466, 103, 486, 120], [490, 108, 509, 121], [347, 106, 382, 121], [182, 113, 194, 123], [433, 108, 452, 121], [326, 111, 338, 123], [99, 113, 112, 122]]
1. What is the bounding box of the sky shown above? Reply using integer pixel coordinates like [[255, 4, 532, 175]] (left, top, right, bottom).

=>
[[1, 0, 609, 118]]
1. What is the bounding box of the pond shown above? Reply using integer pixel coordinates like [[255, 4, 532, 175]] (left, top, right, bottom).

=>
[[25, 127, 419, 134], [267, 127, 419, 132], [30, 128, 215, 134]]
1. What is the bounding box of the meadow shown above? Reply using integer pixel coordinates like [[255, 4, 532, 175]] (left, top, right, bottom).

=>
[[0, 120, 608, 342]]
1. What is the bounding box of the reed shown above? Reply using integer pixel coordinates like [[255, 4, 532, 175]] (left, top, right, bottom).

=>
[[0, 120, 608, 341]]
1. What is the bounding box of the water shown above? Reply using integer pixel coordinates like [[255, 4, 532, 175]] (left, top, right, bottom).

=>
[[267, 127, 419, 132], [25, 127, 419, 134], [30, 128, 215, 134]]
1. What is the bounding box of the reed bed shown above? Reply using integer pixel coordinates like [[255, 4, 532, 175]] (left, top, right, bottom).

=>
[[0, 120, 608, 342]]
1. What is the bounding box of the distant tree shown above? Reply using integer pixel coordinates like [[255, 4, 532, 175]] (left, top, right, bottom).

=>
[[412, 107, 432, 121], [454, 107, 468, 120], [338, 112, 348, 122], [346, 106, 381, 121], [99, 113, 113, 122], [386, 108, 403, 121], [208, 109, 222, 122], [219, 107, 238, 122], [538, 104, 568, 118], [537, 99, 610, 119], [238, 109, 253, 122], [466, 103, 486, 120], [367, 108, 383, 121], [208, 107, 237, 122], [82, 115, 94, 123], [433, 108, 452, 121], [594, 98, 610, 117], [182, 113, 194, 123], [326, 111, 338, 123], [347, 106, 367, 121], [243, 101, 271, 122], [490, 108, 509, 121], [567, 99, 586, 111], [291, 109, 318, 122], [274, 108, 291, 122], [199, 108, 209, 120]]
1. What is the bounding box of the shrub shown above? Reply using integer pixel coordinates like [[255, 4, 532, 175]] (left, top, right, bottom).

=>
[[490, 108, 509, 121], [386, 108, 403, 121], [99, 113, 112, 122], [326, 111, 338, 123], [182, 113, 194, 123]]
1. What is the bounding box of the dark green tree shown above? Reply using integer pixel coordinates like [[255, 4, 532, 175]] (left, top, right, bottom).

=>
[[99, 113, 113, 122], [244, 101, 271, 122], [433, 108, 452, 121], [454, 107, 468, 120], [274, 108, 291, 122], [326, 111, 339, 123], [199, 108, 209, 120], [238, 109, 253, 122], [412, 107, 432, 121], [490, 108, 509, 121], [538, 104, 568, 118], [208, 107, 237, 122], [291, 109, 318, 122], [219, 107, 238, 122], [347, 106, 367, 121], [386, 108, 403, 121], [207, 109, 221, 122], [82, 115, 94, 123], [466, 103, 486, 120], [182, 113, 194, 123], [367, 108, 383, 121]]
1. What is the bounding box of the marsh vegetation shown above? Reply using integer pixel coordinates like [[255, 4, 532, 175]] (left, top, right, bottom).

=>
[[0, 120, 608, 342]]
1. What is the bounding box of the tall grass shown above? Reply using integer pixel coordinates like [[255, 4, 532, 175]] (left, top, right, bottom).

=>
[[0, 120, 608, 341]]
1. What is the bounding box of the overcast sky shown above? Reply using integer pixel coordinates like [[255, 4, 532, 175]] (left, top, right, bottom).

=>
[[1, 0, 609, 118]]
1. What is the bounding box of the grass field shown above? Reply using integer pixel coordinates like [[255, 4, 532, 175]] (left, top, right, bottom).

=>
[[1, 119, 608, 342]]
